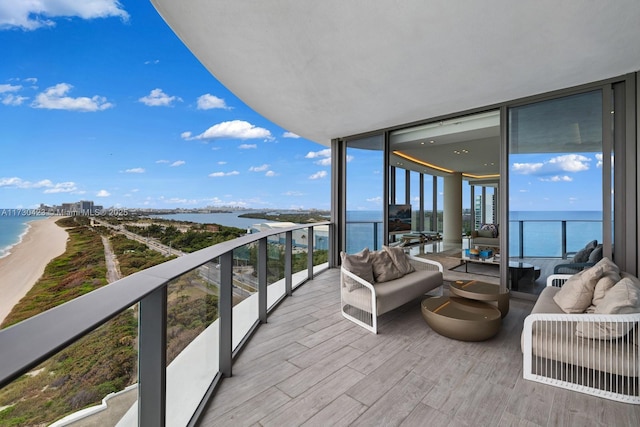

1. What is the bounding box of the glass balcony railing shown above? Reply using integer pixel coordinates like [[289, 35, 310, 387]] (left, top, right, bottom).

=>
[[508, 219, 603, 258], [0, 222, 331, 427]]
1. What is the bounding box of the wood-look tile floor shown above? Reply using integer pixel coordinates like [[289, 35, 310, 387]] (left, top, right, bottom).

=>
[[198, 269, 640, 427]]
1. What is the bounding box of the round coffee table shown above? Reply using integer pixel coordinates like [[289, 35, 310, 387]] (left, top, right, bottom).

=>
[[421, 296, 501, 341], [449, 280, 509, 318]]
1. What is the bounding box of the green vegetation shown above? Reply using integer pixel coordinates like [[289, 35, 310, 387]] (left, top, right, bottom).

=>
[[125, 220, 246, 253], [110, 234, 175, 276], [238, 211, 329, 223]]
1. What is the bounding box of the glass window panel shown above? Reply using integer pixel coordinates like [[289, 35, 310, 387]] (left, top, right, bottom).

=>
[[345, 134, 384, 253]]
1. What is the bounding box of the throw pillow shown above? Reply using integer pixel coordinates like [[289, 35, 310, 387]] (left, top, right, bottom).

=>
[[340, 248, 374, 291], [553, 265, 605, 313], [480, 223, 498, 238], [591, 270, 621, 307], [593, 256, 619, 274], [382, 245, 415, 275], [588, 244, 604, 264], [572, 240, 599, 263], [370, 250, 404, 283], [571, 247, 593, 263], [576, 277, 640, 339]]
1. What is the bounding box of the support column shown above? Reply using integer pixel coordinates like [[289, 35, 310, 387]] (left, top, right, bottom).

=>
[[443, 173, 462, 244]]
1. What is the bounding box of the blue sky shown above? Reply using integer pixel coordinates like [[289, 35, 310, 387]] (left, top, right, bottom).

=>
[[0, 1, 331, 211]]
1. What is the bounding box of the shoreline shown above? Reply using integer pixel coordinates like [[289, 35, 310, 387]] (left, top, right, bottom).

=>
[[0, 217, 69, 324]]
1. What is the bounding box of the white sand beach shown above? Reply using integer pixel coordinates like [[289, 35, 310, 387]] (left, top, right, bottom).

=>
[[0, 217, 69, 324]]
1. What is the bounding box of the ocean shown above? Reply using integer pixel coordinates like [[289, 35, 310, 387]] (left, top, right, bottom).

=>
[[0, 210, 603, 260], [345, 210, 603, 257], [148, 212, 264, 230], [0, 215, 47, 259]]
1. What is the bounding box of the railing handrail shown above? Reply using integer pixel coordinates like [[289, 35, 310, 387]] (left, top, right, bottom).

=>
[[0, 221, 331, 390]]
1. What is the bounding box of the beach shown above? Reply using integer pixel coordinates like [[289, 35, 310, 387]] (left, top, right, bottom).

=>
[[0, 217, 69, 324]]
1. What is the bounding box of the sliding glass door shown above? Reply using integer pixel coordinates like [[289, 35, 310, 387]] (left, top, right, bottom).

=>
[[507, 90, 608, 294]]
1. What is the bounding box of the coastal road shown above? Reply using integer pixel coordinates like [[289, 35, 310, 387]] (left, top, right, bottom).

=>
[[102, 236, 122, 283]]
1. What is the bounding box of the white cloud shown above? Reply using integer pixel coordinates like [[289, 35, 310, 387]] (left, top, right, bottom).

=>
[[540, 175, 573, 182], [512, 154, 591, 177], [283, 191, 304, 196], [547, 154, 590, 172], [196, 93, 229, 110], [595, 153, 604, 168], [155, 159, 170, 164], [139, 88, 182, 107], [0, 0, 129, 31], [239, 144, 257, 149], [309, 171, 327, 180], [265, 170, 277, 177], [96, 189, 111, 197], [183, 120, 273, 141], [217, 161, 227, 165], [315, 157, 332, 166], [0, 84, 21, 93], [306, 148, 336, 166], [208, 171, 240, 177], [144, 59, 160, 65], [249, 164, 270, 172], [283, 131, 300, 138], [125, 168, 145, 173], [512, 162, 543, 174], [32, 83, 112, 112], [305, 148, 331, 159], [366, 196, 383, 203], [2, 94, 28, 106], [0, 177, 77, 193], [170, 160, 185, 167]]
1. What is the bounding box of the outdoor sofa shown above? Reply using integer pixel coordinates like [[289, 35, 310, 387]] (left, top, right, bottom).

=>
[[470, 223, 499, 248], [522, 257, 640, 404], [340, 246, 443, 333]]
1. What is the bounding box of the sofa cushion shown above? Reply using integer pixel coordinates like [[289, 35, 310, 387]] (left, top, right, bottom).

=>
[[370, 250, 404, 283], [383, 245, 415, 275], [341, 248, 374, 291], [553, 265, 605, 313], [373, 270, 442, 314], [531, 286, 564, 315], [477, 229, 494, 238], [576, 277, 640, 340]]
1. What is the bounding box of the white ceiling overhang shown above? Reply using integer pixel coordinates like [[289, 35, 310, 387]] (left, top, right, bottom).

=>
[[150, 0, 640, 146]]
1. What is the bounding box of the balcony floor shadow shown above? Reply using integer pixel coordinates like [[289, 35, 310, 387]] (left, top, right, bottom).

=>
[[198, 268, 639, 427]]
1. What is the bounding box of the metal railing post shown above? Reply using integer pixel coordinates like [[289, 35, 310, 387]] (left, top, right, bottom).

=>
[[138, 287, 167, 427], [518, 220, 524, 258], [307, 226, 314, 280], [561, 220, 568, 259], [219, 251, 233, 377], [258, 238, 268, 323], [285, 231, 293, 296]]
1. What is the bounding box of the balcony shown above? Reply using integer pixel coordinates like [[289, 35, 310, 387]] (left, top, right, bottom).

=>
[[1, 221, 636, 426]]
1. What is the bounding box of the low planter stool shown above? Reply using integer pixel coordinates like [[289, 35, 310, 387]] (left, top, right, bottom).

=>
[[421, 296, 501, 341]]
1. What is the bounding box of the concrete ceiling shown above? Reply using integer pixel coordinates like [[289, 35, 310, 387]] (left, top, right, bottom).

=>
[[150, 0, 640, 154]]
